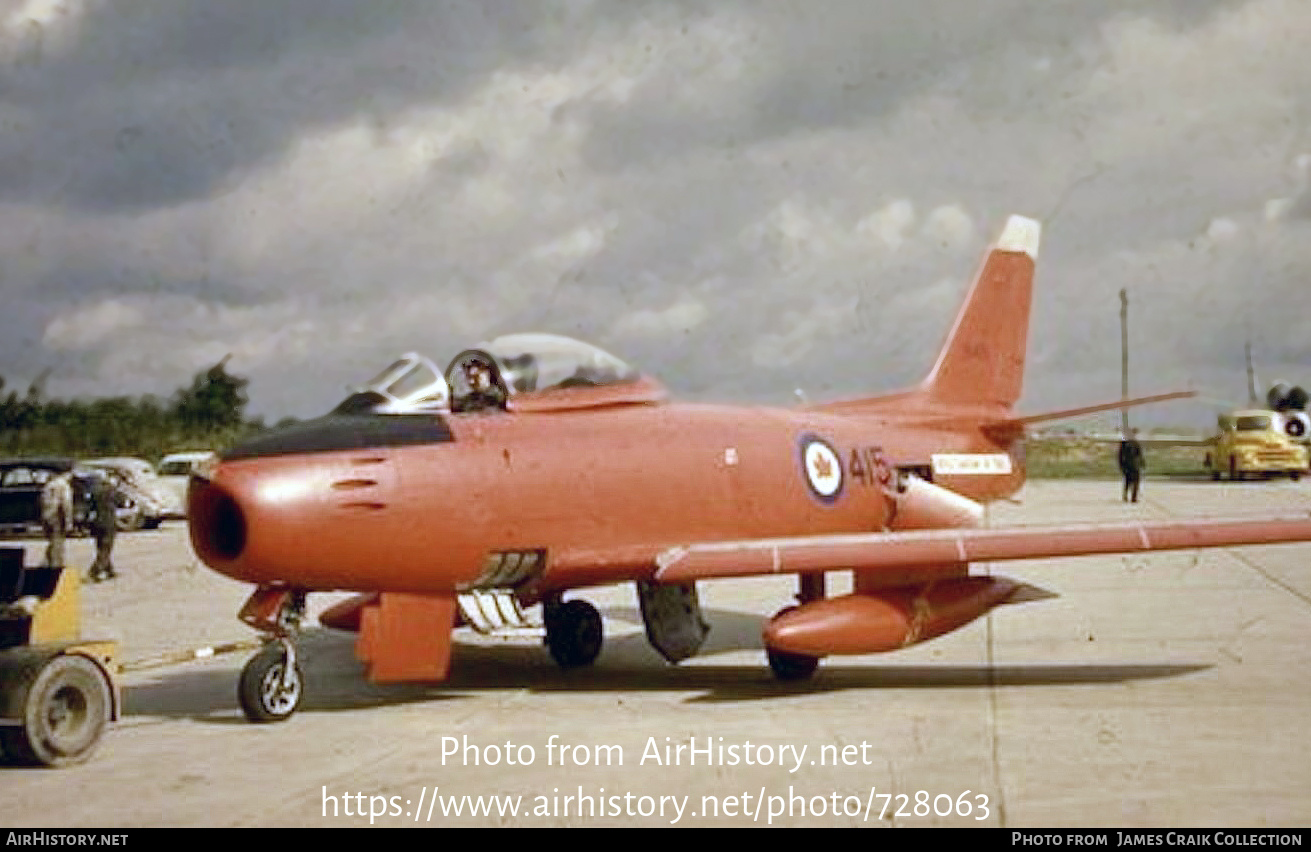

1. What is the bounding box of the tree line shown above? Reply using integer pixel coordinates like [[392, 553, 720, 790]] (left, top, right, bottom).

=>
[[0, 358, 291, 461]]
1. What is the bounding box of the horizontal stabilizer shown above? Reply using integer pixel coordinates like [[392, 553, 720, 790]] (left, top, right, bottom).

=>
[[1001, 391, 1196, 428]]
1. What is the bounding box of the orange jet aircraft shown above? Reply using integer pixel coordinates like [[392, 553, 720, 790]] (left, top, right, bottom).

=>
[[186, 214, 1311, 723]]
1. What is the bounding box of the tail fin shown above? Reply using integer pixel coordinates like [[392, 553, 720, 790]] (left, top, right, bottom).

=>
[[807, 214, 1040, 416], [918, 215, 1039, 409]]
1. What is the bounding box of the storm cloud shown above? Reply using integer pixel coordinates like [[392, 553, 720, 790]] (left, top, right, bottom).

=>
[[1, 0, 1308, 430]]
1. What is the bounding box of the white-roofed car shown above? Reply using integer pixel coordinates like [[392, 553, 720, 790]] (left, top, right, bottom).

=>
[[156, 451, 216, 515], [83, 457, 185, 530]]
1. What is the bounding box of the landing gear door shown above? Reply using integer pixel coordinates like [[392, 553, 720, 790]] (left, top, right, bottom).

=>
[[636, 580, 710, 664]]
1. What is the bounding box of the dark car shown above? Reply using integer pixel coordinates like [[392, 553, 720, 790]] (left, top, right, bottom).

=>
[[0, 458, 98, 537]]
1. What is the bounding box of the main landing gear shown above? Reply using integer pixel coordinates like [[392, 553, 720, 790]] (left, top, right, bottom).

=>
[[543, 597, 603, 669], [765, 574, 824, 682], [236, 587, 306, 723], [766, 637, 820, 682]]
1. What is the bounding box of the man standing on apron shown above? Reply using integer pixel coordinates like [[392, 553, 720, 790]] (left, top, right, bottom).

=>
[[86, 473, 118, 582], [39, 471, 74, 568], [1118, 429, 1146, 503]]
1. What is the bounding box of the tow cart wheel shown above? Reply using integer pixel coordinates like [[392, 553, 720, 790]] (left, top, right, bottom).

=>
[[766, 647, 819, 682], [545, 599, 603, 669], [0, 654, 112, 767], [238, 644, 303, 723]]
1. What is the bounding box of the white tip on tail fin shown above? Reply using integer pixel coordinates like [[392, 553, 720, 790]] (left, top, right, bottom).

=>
[[995, 215, 1041, 259]]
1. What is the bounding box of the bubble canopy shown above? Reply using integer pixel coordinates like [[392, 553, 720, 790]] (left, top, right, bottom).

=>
[[334, 352, 450, 415], [470, 333, 639, 394], [334, 334, 644, 415]]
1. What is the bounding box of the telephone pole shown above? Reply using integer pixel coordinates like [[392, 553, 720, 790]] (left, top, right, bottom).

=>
[[1245, 340, 1258, 406], [1120, 288, 1129, 436]]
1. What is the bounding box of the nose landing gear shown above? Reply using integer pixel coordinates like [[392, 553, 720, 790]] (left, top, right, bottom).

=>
[[236, 587, 307, 723], [238, 638, 303, 723]]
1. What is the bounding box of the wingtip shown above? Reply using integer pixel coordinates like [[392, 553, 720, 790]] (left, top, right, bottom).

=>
[[996, 214, 1042, 258]]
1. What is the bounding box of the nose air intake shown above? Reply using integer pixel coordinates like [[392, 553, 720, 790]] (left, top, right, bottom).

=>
[[189, 477, 248, 563]]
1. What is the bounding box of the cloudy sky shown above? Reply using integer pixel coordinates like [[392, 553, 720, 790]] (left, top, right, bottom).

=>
[[2, 0, 1309, 429]]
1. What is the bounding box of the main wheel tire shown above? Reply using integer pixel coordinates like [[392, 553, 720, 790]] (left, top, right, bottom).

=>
[[1230, 457, 1240, 481], [545, 599, 603, 669], [0, 654, 112, 767], [1292, 471, 1302, 482], [764, 605, 820, 681], [766, 648, 820, 682], [238, 645, 303, 723]]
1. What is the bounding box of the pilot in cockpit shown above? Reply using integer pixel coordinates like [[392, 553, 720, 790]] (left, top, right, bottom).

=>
[[453, 358, 507, 413]]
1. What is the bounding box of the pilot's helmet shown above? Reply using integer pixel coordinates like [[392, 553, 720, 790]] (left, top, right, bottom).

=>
[[464, 358, 493, 390]]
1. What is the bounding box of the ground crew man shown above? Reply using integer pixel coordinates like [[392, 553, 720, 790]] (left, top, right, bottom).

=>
[[86, 473, 118, 582], [1118, 429, 1146, 503], [39, 471, 74, 568]]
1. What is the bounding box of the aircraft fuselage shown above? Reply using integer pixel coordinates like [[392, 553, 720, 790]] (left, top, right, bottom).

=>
[[188, 402, 1023, 598]]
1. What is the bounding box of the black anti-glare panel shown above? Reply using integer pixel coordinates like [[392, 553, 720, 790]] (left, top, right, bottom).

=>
[[221, 415, 455, 461]]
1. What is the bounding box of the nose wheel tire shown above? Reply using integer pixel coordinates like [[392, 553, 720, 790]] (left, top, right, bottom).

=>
[[545, 599, 603, 669], [239, 643, 303, 723], [0, 654, 112, 767]]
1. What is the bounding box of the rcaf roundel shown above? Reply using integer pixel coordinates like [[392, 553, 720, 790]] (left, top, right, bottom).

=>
[[799, 435, 843, 503]]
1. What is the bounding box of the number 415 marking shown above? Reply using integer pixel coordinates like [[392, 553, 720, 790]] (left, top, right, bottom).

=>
[[849, 446, 892, 487]]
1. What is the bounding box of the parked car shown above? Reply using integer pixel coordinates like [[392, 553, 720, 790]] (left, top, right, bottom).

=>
[[156, 451, 215, 514], [83, 457, 185, 528], [0, 458, 94, 537], [0, 458, 154, 537], [1203, 411, 1308, 481]]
